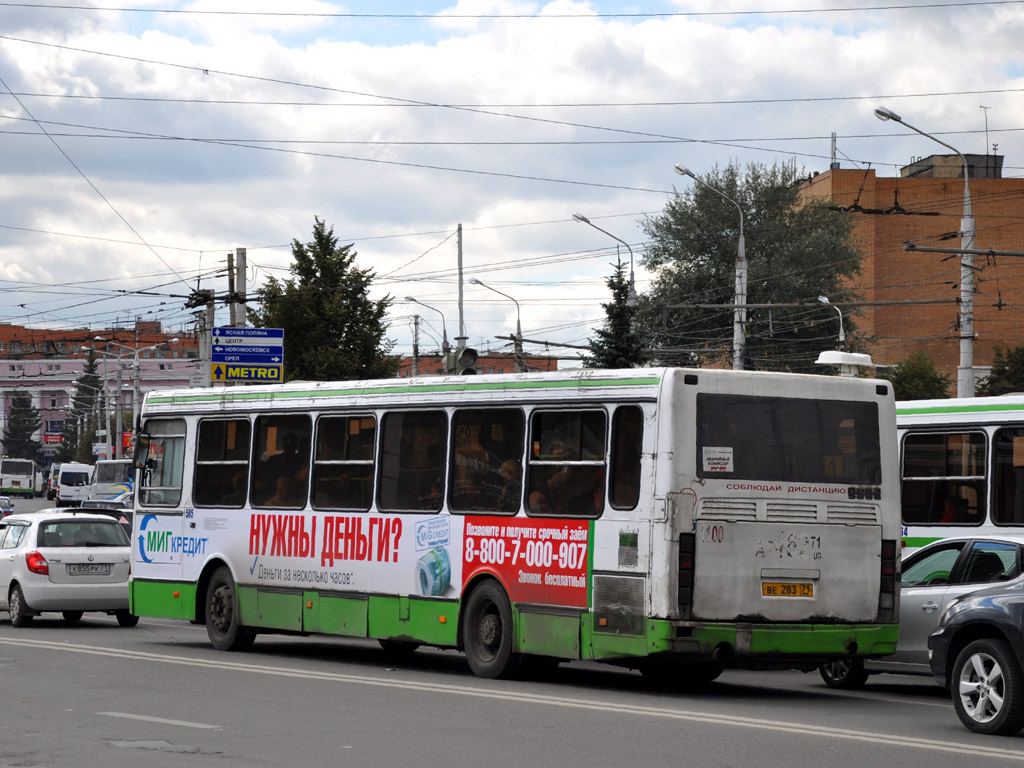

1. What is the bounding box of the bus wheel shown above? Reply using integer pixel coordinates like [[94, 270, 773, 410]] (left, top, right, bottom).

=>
[[640, 660, 724, 688], [116, 610, 139, 628], [818, 659, 869, 689], [379, 639, 421, 658], [206, 566, 256, 652], [463, 580, 518, 679]]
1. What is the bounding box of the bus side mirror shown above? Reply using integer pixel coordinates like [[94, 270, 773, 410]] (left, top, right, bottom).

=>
[[133, 434, 151, 471]]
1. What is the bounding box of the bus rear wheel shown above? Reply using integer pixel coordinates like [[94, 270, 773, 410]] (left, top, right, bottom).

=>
[[463, 580, 518, 679], [206, 566, 256, 652]]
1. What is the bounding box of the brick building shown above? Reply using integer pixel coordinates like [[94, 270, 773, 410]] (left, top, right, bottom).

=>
[[0, 321, 199, 462], [799, 154, 1024, 387]]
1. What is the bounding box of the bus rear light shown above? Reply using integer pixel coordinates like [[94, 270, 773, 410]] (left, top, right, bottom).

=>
[[678, 533, 695, 619], [25, 551, 49, 575]]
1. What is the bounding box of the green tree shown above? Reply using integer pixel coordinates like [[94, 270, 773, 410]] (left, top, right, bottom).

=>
[[583, 259, 648, 369], [978, 345, 1024, 396], [883, 351, 951, 400], [2, 391, 42, 459], [248, 217, 399, 382], [640, 161, 861, 372]]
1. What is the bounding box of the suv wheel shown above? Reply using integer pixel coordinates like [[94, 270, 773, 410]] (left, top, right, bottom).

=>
[[952, 638, 1024, 735]]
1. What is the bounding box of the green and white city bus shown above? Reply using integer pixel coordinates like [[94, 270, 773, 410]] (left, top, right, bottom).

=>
[[129, 368, 900, 681], [899, 395, 1024, 552]]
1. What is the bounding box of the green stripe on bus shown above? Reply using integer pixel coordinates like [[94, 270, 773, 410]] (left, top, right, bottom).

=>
[[902, 536, 942, 548], [147, 375, 663, 405], [897, 401, 1024, 417]]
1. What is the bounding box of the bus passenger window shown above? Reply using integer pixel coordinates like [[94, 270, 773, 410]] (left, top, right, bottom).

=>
[[378, 411, 447, 512], [527, 410, 607, 517], [449, 409, 525, 515], [252, 415, 312, 509], [312, 415, 376, 511], [994, 429, 1024, 526], [194, 419, 252, 508], [610, 406, 642, 509]]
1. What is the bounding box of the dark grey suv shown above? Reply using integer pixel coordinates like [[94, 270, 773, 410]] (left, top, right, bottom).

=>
[[929, 581, 1024, 735]]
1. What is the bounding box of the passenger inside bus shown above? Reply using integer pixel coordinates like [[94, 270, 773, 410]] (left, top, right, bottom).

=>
[[940, 495, 969, 524]]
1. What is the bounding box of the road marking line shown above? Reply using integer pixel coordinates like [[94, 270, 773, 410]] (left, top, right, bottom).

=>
[[98, 712, 221, 730], [3, 637, 1021, 761]]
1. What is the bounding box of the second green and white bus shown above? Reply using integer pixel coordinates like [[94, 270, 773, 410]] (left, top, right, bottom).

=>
[[899, 395, 1024, 551], [129, 368, 900, 681]]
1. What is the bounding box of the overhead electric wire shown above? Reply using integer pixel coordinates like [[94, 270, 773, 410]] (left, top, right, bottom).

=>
[[3, 1, 1022, 18]]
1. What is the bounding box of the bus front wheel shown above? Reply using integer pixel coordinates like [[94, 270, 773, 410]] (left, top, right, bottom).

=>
[[206, 566, 256, 652], [463, 580, 518, 679]]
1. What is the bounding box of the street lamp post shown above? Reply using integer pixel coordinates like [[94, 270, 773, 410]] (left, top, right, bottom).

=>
[[673, 164, 747, 370], [817, 296, 846, 347], [405, 297, 450, 355], [874, 106, 975, 398], [571, 213, 636, 307], [469, 278, 525, 373]]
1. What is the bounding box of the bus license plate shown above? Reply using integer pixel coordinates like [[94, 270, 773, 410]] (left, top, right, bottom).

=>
[[762, 582, 813, 598], [68, 563, 110, 576]]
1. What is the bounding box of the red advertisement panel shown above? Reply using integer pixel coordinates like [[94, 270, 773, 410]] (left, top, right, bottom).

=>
[[462, 516, 589, 608]]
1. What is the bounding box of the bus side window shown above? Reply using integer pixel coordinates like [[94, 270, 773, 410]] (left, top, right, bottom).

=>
[[448, 409, 525, 515], [994, 429, 1024, 525], [610, 405, 643, 509], [527, 410, 607, 517], [251, 415, 312, 509], [378, 411, 447, 512], [312, 415, 376, 511], [138, 418, 186, 507], [194, 419, 252, 508]]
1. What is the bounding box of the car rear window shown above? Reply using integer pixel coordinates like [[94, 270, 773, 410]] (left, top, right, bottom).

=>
[[38, 520, 130, 547], [62, 472, 91, 487]]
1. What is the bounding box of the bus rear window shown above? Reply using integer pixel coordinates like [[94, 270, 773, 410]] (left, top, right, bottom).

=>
[[696, 394, 881, 485]]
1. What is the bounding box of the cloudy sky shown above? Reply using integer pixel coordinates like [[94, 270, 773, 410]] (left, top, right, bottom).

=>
[[1, 0, 1021, 366]]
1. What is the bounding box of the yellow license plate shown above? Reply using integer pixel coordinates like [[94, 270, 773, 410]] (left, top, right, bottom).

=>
[[762, 582, 814, 598]]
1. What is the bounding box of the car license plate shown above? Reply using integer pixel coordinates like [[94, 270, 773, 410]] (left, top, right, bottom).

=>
[[68, 563, 110, 576], [762, 581, 813, 598]]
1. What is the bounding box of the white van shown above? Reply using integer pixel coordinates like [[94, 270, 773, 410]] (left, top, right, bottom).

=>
[[56, 462, 93, 507]]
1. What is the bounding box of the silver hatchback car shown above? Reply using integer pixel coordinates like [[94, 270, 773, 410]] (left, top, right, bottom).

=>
[[0, 510, 138, 627]]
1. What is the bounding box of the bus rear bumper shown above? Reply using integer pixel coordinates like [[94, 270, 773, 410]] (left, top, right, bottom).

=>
[[649, 619, 899, 665]]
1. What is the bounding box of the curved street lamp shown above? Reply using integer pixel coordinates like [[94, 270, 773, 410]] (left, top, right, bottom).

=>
[[817, 296, 846, 346], [405, 297, 450, 354], [674, 164, 747, 370], [874, 106, 975, 397], [469, 278, 524, 373], [571, 213, 637, 308]]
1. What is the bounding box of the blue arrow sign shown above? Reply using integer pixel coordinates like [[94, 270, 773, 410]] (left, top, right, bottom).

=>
[[213, 327, 284, 341], [214, 352, 284, 364], [212, 345, 282, 355]]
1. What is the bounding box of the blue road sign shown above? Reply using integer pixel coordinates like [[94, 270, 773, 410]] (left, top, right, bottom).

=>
[[211, 328, 285, 381]]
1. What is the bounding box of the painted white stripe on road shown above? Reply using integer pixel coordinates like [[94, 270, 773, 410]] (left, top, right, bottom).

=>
[[98, 712, 221, 730], [2, 637, 1021, 762]]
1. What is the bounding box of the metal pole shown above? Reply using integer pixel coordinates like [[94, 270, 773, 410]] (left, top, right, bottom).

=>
[[456, 223, 466, 351], [411, 315, 420, 377], [235, 247, 247, 328], [114, 353, 124, 459], [469, 278, 524, 373]]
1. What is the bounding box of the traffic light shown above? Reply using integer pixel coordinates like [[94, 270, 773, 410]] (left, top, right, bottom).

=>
[[454, 348, 478, 375]]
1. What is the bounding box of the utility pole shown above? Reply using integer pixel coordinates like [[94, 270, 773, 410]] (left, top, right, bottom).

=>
[[411, 315, 420, 377], [231, 247, 247, 328], [456, 223, 467, 352], [187, 289, 217, 387], [114, 356, 124, 459]]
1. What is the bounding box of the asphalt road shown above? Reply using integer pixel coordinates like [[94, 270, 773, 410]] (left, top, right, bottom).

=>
[[3, 498, 1023, 767]]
